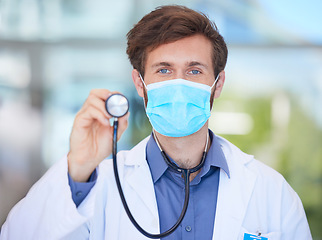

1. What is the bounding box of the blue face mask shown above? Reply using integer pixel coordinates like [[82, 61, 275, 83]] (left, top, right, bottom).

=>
[[140, 75, 219, 137]]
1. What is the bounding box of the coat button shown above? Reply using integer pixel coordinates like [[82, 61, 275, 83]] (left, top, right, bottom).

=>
[[185, 226, 192, 232]]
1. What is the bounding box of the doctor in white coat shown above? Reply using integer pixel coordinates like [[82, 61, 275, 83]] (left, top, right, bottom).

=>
[[1, 5, 312, 240]]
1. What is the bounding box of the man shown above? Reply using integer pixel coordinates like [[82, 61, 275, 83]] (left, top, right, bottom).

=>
[[1, 5, 312, 240]]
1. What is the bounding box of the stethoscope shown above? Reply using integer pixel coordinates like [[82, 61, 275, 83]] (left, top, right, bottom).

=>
[[105, 93, 208, 239]]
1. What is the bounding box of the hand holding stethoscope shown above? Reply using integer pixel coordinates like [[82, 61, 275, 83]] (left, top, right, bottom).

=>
[[67, 90, 129, 182]]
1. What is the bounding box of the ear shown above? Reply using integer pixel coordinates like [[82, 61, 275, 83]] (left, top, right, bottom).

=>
[[214, 70, 225, 99], [132, 69, 145, 98]]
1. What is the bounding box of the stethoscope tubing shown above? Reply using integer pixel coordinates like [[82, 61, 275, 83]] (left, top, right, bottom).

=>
[[112, 118, 192, 239]]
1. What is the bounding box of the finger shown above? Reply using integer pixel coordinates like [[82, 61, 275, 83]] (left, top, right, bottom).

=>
[[77, 105, 110, 127], [89, 89, 122, 101], [86, 94, 113, 119]]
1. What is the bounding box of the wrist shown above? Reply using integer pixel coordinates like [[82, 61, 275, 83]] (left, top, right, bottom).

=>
[[67, 152, 97, 182]]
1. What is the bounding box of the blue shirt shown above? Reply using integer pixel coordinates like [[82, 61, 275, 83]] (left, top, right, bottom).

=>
[[146, 130, 229, 239], [68, 170, 97, 207], [68, 130, 229, 239]]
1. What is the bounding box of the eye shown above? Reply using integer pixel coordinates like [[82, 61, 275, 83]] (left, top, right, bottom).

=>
[[158, 68, 170, 74], [189, 69, 201, 75]]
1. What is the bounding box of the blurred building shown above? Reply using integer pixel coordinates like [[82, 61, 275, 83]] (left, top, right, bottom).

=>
[[0, 0, 321, 238]]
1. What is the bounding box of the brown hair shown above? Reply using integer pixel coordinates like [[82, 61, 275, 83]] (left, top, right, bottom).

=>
[[126, 5, 228, 78]]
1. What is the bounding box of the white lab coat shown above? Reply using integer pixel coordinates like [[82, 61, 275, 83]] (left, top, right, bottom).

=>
[[1, 135, 312, 240]]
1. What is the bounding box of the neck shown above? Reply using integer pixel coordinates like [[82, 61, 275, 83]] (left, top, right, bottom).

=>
[[154, 123, 210, 170]]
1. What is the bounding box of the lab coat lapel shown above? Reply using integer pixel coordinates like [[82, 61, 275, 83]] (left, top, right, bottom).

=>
[[212, 142, 257, 240], [123, 137, 160, 232]]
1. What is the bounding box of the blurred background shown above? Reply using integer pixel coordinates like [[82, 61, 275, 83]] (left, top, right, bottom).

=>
[[0, 0, 321, 238]]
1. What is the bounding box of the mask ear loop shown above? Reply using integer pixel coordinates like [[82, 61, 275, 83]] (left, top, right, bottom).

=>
[[138, 72, 149, 109], [210, 73, 220, 90], [139, 73, 148, 89]]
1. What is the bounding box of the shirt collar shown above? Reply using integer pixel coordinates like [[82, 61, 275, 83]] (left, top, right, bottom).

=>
[[146, 130, 230, 184]]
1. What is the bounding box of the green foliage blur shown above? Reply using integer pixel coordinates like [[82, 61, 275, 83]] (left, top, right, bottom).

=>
[[213, 92, 322, 239]]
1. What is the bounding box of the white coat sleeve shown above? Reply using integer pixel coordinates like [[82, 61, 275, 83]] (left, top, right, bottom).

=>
[[280, 180, 312, 240], [0, 156, 92, 240]]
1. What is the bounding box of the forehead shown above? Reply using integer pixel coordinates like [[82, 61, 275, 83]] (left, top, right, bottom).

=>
[[145, 34, 213, 68]]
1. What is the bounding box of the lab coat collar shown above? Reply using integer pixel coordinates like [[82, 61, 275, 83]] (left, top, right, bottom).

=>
[[123, 136, 160, 227], [124, 136, 150, 166], [145, 134, 169, 183], [212, 135, 257, 239]]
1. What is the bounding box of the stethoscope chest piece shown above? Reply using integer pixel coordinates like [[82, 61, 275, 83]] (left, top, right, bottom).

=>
[[105, 93, 129, 118]]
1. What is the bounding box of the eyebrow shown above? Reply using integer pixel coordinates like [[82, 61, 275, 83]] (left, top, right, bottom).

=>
[[151, 62, 172, 68], [187, 61, 208, 69], [151, 61, 208, 69]]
